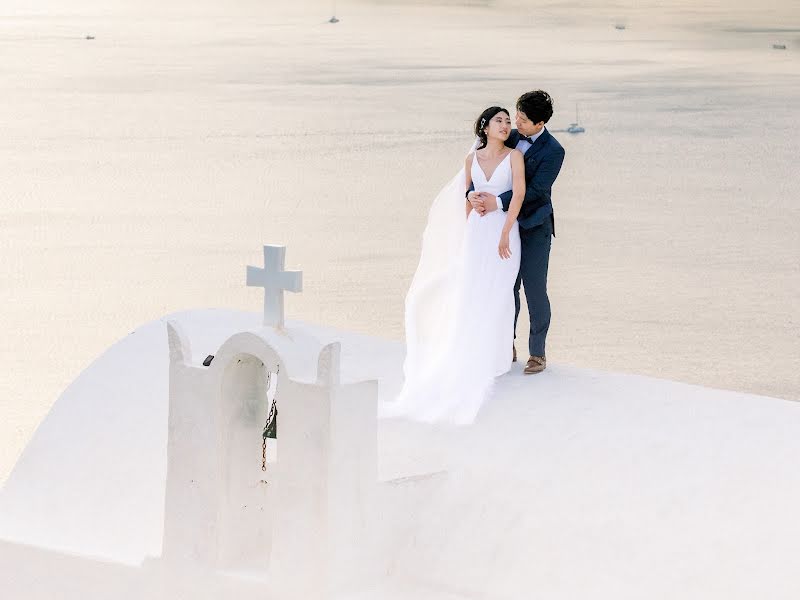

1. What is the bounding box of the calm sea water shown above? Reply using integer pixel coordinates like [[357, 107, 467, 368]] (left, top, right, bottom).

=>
[[2, 0, 798, 482]]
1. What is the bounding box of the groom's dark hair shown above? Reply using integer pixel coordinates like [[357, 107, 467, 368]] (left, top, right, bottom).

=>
[[517, 90, 554, 124], [474, 106, 509, 150]]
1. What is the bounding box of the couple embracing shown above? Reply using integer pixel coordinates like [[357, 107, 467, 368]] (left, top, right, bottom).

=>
[[389, 90, 566, 425]]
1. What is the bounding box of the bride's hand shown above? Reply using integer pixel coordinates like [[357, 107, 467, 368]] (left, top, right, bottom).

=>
[[498, 231, 511, 259]]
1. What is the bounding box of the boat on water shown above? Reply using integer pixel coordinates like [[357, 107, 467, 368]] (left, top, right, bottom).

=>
[[566, 103, 585, 134], [328, 0, 340, 23]]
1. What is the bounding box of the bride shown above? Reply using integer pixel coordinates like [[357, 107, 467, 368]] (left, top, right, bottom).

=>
[[387, 106, 525, 425]]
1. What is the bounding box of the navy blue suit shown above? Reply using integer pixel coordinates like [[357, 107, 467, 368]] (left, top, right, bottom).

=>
[[470, 127, 565, 357]]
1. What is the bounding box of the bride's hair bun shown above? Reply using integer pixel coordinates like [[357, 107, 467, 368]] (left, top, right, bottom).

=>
[[474, 106, 509, 150]]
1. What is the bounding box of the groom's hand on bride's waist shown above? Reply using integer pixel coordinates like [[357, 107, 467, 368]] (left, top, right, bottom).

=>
[[474, 192, 498, 215], [467, 192, 486, 216]]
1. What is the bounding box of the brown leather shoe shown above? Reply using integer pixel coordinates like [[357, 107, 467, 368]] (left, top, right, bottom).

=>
[[524, 355, 546, 374], [512, 346, 517, 362]]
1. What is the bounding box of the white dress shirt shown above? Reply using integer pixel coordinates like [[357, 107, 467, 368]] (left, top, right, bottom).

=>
[[514, 126, 545, 155]]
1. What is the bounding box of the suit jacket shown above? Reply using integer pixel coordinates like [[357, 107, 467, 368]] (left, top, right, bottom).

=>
[[499, 127, 565, 235]]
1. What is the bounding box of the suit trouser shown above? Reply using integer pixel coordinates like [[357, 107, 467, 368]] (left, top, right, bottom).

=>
[[513, 217, 553, 357]]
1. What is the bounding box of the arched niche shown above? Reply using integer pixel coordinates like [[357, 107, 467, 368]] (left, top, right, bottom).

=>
[[211, 336, 286, 573]]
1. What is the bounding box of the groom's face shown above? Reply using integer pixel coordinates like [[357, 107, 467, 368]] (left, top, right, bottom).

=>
[[516, 111, 545, 137]]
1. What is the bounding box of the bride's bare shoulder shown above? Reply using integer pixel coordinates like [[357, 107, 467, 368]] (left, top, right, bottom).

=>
[[509, 149, 525, 173]]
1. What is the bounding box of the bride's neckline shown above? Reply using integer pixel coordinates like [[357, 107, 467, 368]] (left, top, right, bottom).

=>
[[475, 150, 513, 182]]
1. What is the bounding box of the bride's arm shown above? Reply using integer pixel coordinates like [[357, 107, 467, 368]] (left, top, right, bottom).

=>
[[499, 150, 526, 259], [464, 154, 474, 218], [505, 151, 525, 226]]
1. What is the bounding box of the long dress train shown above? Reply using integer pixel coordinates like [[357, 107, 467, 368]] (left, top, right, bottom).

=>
[[387, 150, 521, 425]]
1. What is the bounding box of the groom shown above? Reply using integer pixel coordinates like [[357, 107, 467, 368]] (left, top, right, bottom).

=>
[[468, 90, 565, 374]]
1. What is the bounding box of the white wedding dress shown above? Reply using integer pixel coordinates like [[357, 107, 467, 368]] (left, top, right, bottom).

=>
[[386, 149, 521, 425]]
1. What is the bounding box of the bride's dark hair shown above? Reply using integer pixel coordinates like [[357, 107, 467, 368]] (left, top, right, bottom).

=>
[[474, 106, 509, 150]]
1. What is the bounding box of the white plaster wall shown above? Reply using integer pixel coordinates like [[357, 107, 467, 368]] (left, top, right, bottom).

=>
[[4, 309, 800, 600]]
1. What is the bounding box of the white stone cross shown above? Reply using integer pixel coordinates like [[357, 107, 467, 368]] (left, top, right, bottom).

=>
[[246, 245, 303, 328]]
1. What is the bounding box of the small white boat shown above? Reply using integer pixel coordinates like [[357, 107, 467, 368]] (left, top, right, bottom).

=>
[[328, 0, 339, 23], [566, 103, 585, 134]]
